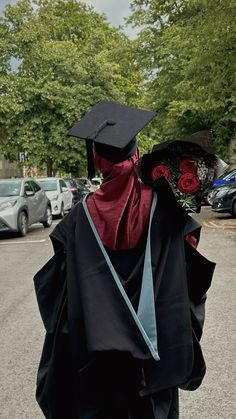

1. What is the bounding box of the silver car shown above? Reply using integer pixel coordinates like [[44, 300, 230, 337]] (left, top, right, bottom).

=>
[[0, 178, 52, 236]]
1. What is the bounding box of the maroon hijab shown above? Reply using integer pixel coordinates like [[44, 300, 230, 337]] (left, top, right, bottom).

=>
[[86, 151, 153, 250]]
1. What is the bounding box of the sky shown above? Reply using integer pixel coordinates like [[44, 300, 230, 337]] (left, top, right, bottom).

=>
[[0, 0, 136, 37]]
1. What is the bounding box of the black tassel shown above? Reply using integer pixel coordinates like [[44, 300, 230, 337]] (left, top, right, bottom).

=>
[[86, 142, 95, 180]]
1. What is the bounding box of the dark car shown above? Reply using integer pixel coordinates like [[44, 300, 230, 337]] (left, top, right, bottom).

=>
[[211, 182, 236, 217], [75, 178, 92, 197], [206, 168, 236, 205], [64, 178, 83, 205], [213, 168, 236, 188]]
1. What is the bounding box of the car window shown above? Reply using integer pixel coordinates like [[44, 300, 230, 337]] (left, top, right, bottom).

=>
[[38, 179, 57, 191], [0, 180, 21, 196], [68, 179, 77, 188], [31, 181, 41, 193], [64, 179, 71, 187], [91, 177, 102, 186], [24, 181, 34, 193], [59, 179, 67, 190]]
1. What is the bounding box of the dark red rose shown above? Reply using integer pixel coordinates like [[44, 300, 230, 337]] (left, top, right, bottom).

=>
[[151, 164, 171, 181], [177, 173, 200, 193], [179, 159, 197, 174]]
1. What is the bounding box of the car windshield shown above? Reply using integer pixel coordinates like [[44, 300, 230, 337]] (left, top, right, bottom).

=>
[[224, 171, 236, 180], [76, 179, 91, 189], [0, 180, 21, 196], [38, 180, 57, 191], [218, 170, 236, 180]]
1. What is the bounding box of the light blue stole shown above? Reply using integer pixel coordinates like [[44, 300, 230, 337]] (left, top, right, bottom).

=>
[[82, 193, 159, 361]]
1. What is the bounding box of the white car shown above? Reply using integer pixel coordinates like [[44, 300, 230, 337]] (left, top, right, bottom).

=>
[[90, 177, 103, 192], [37, 177, 73, 217]]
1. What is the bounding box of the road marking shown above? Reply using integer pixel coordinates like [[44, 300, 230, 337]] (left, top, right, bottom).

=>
[[0, 239, 47, 244], [209, 221, 218, 227], [203, 222, 236, 229]]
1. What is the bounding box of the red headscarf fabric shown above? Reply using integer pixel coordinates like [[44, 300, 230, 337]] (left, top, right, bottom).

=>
[[86, 151, 153, 250]]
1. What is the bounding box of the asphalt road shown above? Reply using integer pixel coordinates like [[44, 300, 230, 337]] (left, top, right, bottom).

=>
[[0, 207, 235, 419]]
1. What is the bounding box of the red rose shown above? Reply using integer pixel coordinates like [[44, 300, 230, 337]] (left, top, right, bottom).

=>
[[177, 173, 200, 193], [151, 164, 171, 181], [179, 159, 197, 174]]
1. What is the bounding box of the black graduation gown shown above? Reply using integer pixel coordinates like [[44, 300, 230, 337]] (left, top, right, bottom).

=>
[[34, 181, 215, 419]]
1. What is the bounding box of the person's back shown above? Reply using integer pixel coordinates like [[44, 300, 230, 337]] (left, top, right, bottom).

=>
[[34, 102, 216, 419]]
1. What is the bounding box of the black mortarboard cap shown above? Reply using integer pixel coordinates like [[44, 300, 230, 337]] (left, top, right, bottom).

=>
[[67, 100, 156, 178]]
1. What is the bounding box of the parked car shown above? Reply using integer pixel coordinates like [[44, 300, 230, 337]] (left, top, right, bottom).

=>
[[75, 178, 92, 197], [206, 168, 236, 205], [211, 182, 236, 217], [64, 178, 83, 205], [37, 177, 73, 218], [212, 168, 236, 188], [90, 177, 103, 192], [0, 178, 52, 236]]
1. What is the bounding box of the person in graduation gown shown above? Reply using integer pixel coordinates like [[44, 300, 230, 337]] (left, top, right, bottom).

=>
[[34, 101, 217, 419]]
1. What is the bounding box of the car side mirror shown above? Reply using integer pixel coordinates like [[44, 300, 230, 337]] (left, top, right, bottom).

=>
[[25, 190, 35, 197], [62, 186, 69, 192]]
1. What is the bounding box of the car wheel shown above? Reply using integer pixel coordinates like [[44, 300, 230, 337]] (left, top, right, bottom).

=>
[[42, 206, 52, 228], [60, 203, 65, 218], [18, 211, 28, 237], [231, 199, 236, 218]]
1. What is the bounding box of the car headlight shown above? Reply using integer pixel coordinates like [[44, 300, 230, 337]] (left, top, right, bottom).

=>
[[0, 199, 17, 212], [51, 194, 59, 201]]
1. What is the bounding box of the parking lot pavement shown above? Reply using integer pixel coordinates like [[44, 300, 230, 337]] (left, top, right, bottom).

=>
[[0, 222, 57, 419], [181, 209, 236, 419], [0, 212, 235, 419], [193, 205, 236, 230]]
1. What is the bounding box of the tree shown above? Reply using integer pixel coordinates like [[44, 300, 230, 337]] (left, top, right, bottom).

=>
[[0, 0, 145, 175], [129, 0, 236, 159]]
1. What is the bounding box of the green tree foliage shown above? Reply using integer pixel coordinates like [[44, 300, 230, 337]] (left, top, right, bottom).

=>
[[0, 0, 144, 175], [129, 0, 236, 158]]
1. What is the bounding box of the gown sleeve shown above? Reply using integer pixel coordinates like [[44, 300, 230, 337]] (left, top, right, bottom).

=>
[[33, 216, 75, 418], [181, 216, 216, 390]]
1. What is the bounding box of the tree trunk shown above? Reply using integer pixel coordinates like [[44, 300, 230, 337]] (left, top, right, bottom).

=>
[[47, 157, 53, 177], [228, 135, 236, 167]]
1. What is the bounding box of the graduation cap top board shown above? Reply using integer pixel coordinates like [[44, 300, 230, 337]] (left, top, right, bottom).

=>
[[67, 100, 156, 178]]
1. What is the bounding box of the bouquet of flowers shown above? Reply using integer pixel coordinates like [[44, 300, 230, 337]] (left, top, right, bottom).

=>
[[139, 140, 217, 213]]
